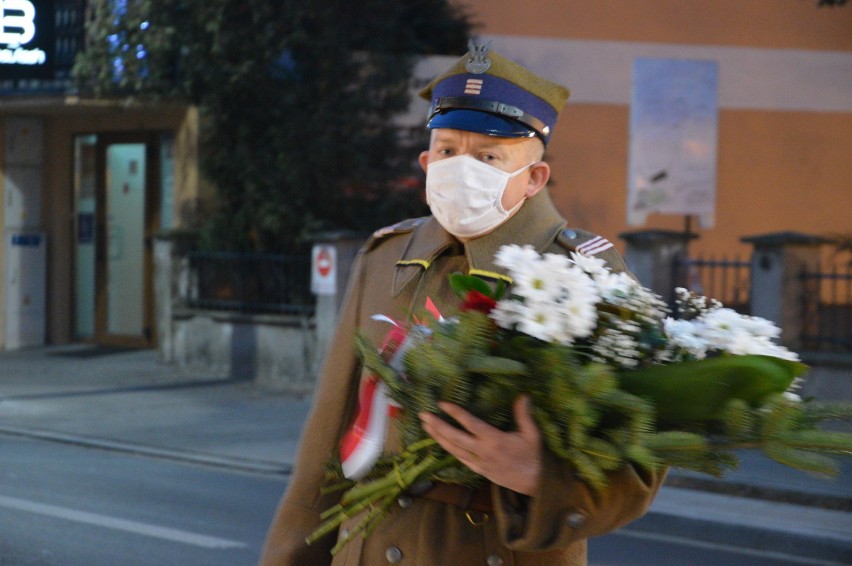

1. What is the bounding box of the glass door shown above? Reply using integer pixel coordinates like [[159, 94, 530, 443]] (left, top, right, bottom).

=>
[[94, 134, 160, 347]]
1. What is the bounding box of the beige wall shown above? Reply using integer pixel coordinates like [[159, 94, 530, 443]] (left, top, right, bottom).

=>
[[454, 0, 852, 259]]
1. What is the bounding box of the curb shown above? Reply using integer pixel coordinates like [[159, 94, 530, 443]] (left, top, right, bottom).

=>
[[0, 425, 291, 477], [664, 474, 852, 512], [632, 486, 852, 564]]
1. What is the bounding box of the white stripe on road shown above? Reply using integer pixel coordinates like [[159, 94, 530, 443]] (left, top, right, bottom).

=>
[[0, 494, 246, 549], [613, 528, 847, 566]]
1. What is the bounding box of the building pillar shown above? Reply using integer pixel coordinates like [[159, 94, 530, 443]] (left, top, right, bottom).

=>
[[153, 231, 197, 362], [2, 116, 46, 349], [310, 231, 365, 376], [741, 231, 830, 351], [620, 229, 698, 305]]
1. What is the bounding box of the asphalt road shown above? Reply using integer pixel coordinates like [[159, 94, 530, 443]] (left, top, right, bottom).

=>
[[4, 433, 849, 566], [0, 434, 285, 566], [590, 526, 850, 566]]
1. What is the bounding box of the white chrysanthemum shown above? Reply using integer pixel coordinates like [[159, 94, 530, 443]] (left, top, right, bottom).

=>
[[494, 244, 540, 272], [593, 272, 669, 327], [591, 325, 642, 369], [492, 252, 600, 344], [542, 251, 572, 272], [745, 338, 800, 361], [722, 329, 765, 356], [741, 315, 781, 339], [516, 298, 565, 343], [555, 288, 600, 342], [512, 256, 567, 303], [568, 252, 608, 276], [689, 309, 799, 361], [783, 391, 803, 403], [664, 317, 709, 359], [491, 298, 526, 330], [551, 264, 601, 337], [698, 308, 749, 350], [594, 271, 631, 300]]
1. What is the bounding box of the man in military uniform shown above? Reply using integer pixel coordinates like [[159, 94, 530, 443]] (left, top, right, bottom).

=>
[[261, 43, 665, 566]]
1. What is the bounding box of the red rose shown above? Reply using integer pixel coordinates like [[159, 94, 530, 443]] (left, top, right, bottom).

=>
[[461, 290, 497, 314]]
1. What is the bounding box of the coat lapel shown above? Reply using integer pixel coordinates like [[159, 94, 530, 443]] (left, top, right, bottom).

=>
[[392, 189, 566, 294], [465, 190, 566, 282], [392, 217, 457, 297]]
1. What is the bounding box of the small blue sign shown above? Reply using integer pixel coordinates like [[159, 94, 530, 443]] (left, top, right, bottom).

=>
[[11, 234, 41, 246]]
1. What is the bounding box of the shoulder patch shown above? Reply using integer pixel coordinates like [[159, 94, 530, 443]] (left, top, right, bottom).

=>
[[557, 228, 627, 273], [557, 228, 614, 256]]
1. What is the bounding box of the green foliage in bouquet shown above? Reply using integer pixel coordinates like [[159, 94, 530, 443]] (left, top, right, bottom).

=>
[[308, 247, 852, 555], [398, 309, 661, 490]]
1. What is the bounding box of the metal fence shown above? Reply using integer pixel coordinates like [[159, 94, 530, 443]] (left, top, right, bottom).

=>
[[800, 262, 852, 353], [673, 257, 751, 314], [184, 251, 315, 315]]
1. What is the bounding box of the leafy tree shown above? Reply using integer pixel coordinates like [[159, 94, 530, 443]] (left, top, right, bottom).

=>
[[74, 0, 472, 252]]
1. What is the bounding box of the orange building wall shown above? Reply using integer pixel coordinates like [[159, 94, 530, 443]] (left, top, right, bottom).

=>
[[454, 0, 852, 260], [460, 0, 851, 50]]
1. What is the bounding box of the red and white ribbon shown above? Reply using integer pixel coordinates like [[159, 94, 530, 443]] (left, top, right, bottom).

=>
[[340, 374, 395, 480], [339, 303, 440, 480]]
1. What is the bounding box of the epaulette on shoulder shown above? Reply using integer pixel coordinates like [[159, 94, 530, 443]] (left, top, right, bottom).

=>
[[557, 228, 615, 255], [365, 217, 426, 250], [557, 228, 627, 272]]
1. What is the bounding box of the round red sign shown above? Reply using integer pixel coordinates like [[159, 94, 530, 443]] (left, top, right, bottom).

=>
[[316, 248, 332, 277]]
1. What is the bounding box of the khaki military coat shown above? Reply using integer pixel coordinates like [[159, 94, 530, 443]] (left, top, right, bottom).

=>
[[261, 192, 666, 566]]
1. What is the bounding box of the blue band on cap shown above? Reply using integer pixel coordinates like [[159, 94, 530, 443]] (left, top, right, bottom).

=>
[[431, 73, 558, 136], [427, 109, 537, 139]]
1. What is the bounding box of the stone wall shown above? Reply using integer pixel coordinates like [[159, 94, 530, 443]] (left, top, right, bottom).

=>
[[170, 308, 316, 393]]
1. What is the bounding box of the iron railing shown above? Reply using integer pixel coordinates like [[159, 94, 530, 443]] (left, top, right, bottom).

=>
[[185, 251, 314, 315], [673, 257, 751, 314], [800, 263, 852, 353]]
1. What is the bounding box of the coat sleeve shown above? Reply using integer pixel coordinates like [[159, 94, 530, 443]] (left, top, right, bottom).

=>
[[491, 450, 666, 551], [259, 249, 369, 566]]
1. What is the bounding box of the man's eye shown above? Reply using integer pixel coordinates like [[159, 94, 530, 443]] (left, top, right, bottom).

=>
[[480, 154, 497, 162], [438, 148, 453, 156]]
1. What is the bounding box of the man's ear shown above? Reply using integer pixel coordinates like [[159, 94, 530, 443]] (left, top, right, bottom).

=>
[[418, 151, 430, 173], [525, 161, 551, 198]]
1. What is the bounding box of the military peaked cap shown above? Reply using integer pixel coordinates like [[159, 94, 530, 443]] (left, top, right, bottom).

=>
[[419, 40, 570, 145]]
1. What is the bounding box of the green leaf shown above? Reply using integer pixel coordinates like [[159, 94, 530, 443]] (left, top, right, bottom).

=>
[[644, 431, 710, 453], [783, 430, 852, 453], [465, 355, 528, 376], [493, 279, 507, 301], [617, 355, 808, 425], [763, 443, 840, 476], [355, 333, 398, 390], [449, 273, 495, 299]]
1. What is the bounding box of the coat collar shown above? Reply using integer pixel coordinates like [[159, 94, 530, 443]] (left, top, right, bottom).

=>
[[393, 190, 566, 295], [465, 190, 567, 281]]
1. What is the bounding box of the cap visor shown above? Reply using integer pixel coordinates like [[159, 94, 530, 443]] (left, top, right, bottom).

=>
[[427, 109, 535, 139]]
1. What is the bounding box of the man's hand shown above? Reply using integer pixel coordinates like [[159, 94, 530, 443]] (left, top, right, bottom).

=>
[[419, 395, 542, 495]]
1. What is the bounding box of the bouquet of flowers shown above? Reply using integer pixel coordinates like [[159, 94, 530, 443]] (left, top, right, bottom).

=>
[[308, 245, 852, 554]]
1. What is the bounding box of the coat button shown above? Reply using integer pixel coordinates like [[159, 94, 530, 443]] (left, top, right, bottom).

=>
[[397, 495, 413, 508], [340, 527, 349, 540], [486, 554, 504, 566], [385, 546, 403, 563], [564, 510, 586, 528], [563, 229, 577, 239]]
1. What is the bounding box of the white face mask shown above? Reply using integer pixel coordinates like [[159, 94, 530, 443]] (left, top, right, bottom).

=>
[[425, 155, 534, 239]]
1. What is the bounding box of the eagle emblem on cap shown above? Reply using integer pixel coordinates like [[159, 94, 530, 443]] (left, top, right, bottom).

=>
[[465, 39, 492, 74]]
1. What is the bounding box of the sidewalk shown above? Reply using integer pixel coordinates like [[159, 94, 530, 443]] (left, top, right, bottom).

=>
[[0, 345, 850, 562]]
